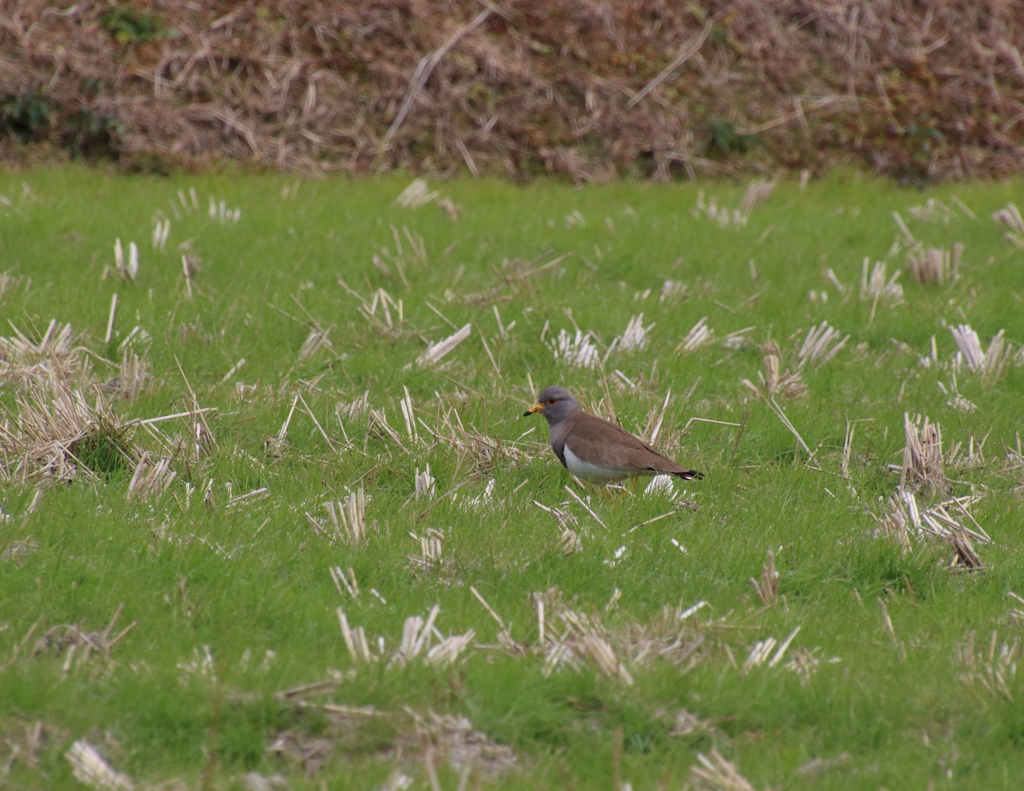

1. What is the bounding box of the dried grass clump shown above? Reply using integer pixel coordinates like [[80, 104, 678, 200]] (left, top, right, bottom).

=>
[[556, 526, 583, 556], [892, 413, 947, 496], [0, 370, 135, 484], [949, 324, 1015, 380], [908, 197, 966, 225], [414, 466, 436, 499], [739, 179, 776, 214], [691, 193, 749, 229], [859, 259, 905, 306], [126, 452, 176, 500], [336, 604, 474, 668], [957, 631, 1020, 700], [945, 432, 987, 473], [872, 407, 992, 569], [796, 322, 849, 368], [742, 349, 806, 400], [550, 329, 600, 369], [65, 741, 135, 791], [458, 478, 496, 511], [539, 607, 635, 685], [993, 203, 1024, 248], [32, 605, 136, 673], [660, 280, 689, 304], [936, 376, 977, 413], [0, 320, 87, 390], [614, 313, 653, 353], [428, 403, 528, 471], [405, 710, 517, 780], [0, 271, 27, 296], [416, 324, 472, 368], [407, 528, 452, 577], [750, 549, 779, 605], [528, 590, 708, 686], [2, 326, 181, 490], [297, 328, 333, 363], [677, 317, 714, 353], [108, 238, 139, 282], [305, 488, 368, 545], [688, 750, 758, 791], [337, 280, 407, 342], [907, 243, 962, 285], [741, 324, 845, 400], [742, 626, 805, 674], [395, 178, 438, 208], [102, 352, 153, 402], [871, 490, 991, 569], [266, 703, 514, 782], [372, 224, 428, 287]]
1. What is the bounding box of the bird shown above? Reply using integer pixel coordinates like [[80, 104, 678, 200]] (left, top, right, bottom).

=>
[[523, 385, 704, 484]]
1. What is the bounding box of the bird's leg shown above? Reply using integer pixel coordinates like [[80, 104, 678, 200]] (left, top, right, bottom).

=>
[[601, 481, 632, 500]]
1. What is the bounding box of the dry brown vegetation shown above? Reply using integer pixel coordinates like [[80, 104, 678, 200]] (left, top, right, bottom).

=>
[[2, 1, 1024, 180]]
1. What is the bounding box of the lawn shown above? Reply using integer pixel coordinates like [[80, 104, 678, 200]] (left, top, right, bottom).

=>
[[1, 166, 1024, 790]]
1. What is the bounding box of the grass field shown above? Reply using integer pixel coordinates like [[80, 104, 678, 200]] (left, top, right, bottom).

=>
[[2, 166, 1024, 790]]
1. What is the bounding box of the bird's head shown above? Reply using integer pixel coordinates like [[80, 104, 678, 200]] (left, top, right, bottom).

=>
[[523, 385, 581, 424]]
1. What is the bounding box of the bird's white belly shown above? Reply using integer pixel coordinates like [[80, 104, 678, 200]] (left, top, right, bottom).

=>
[[564, 444, 628, 483]]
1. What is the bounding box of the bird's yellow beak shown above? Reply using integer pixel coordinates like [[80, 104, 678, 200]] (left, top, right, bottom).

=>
[[523, 403, 545, 417]]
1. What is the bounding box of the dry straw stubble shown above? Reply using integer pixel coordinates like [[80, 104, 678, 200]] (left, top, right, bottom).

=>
[[4, 1, 1024, 179]]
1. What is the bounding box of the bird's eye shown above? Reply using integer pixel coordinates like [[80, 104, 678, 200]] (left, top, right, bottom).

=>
[[547, 399, 556, 405]]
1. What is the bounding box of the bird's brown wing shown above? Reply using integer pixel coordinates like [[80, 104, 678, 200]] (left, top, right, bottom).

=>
[[565, 414, 703, 479]]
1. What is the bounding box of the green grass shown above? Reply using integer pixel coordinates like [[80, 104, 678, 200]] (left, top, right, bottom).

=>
[[2, 166, 1024, 789]]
